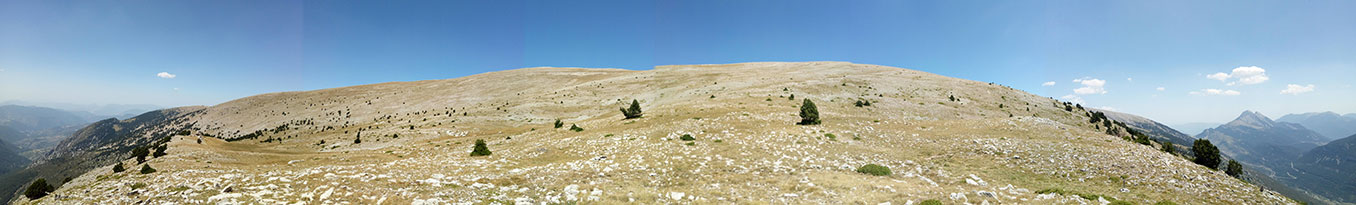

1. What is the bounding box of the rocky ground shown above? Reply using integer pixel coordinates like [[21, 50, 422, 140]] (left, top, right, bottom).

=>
[[17, 62, 1295, 204]]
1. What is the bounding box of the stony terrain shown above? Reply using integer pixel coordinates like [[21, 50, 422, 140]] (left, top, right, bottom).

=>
[[17, 62, 1294, 204]]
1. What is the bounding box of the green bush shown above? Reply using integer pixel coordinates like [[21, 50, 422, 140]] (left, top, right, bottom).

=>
[[798, 99, 821, 125], [24, 178, 54, 199], [112, 163, 125, 173], [856, 164, 890, 176], [570, 124, 584, 132], [140, 164, 156, 174], [132, 146, 149, 164], [1161, 141, 1175, 154], [1192, 139, 1221, 169], [1225, 160, 1244, 177], [620, 99, 643, 119], [1155, 201, 1179, 205], [470, 139, 492, 156], [825, 133, 837, 140], [920, 199, 943, 205], [152, 145, 167, 158], [554, 119, 564, 129], [680, 134, 695, 141]]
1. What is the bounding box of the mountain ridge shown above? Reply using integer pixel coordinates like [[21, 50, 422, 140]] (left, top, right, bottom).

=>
[[13, 62, 1293, 204]]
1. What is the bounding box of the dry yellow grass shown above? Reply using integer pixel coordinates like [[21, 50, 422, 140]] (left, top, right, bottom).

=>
[[32, 62, 1293, 204]]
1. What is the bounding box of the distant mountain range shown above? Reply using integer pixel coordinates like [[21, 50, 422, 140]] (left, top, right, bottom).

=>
[[0, 101, 159, 120], [1198, 111, 1355, 204], [1200, 111, 1327, 174], [1171, 122, 1222, 136], [1277, 111, 1356, 141]]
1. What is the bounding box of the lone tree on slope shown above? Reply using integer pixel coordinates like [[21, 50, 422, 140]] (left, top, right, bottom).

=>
[[798, 99, 821, 125], [620, 99, 643, 119], [1225, 160, 1244, 177], [470, 139, 492, 156], [1192, 139, 1222, 170], [24, 178, 54, 200]]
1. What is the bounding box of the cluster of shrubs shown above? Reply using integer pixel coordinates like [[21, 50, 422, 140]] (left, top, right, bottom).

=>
[[853, 99, 872, 107]]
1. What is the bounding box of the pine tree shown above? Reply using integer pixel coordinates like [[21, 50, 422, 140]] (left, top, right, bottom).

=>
[[23, 178, 54, 199], [132, 146, 149, 164], [354, 132, 362, 144], [470, 139, 492, 156], [1192, 139, 1222, 169], [620, 99, 643, 119], [554, 119, 564, 129], [112, 163, 126, 173], [798, 99, 821, 125], [1225, 160, 1244, 177]]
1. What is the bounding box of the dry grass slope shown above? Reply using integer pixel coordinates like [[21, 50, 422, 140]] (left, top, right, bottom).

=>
[[25, 62, 1293, 204]]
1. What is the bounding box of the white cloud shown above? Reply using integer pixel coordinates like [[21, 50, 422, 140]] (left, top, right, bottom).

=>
[[1097, 106, 1117, 111], [1206, 72, 1230, 81], [1060, 94, 1085, 104], [1190, 89, 1241, 96], [1072, 78, 1107, 95], [156, 72, 176, 79], [1126, 77, 1133, 82], [1156, 87, 1165, 91], [1206, 66, 1269, 86], [1041, 81, 1056, 86], [1280, 84, 1315, 95]]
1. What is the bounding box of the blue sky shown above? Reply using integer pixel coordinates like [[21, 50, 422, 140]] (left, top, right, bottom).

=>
[[1, 0, 1353, 124]]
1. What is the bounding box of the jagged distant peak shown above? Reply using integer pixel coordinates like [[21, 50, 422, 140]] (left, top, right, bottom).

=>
[[1229, 110, 1274, 127]]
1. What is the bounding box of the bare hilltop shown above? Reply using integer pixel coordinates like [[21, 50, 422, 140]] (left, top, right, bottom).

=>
[[17, 62, 1293, 204]]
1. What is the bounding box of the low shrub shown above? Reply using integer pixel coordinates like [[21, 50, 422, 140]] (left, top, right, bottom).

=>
[[680, 134, 695, 141], [856, 164, 891, 176], [140, 164, 156, 174]]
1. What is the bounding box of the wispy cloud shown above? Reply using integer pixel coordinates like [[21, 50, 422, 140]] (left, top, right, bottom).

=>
[[1156, 87, 1165, 91], [1190, 89, 1241, 96], [1041, 81, 1056, 86], [156, 72, 176, 79], [1206, 66, 1269, 86], [1280, 84, 1315, 95], [1060, 94, 1085, 104], [1072, 78, 1107, 95]]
